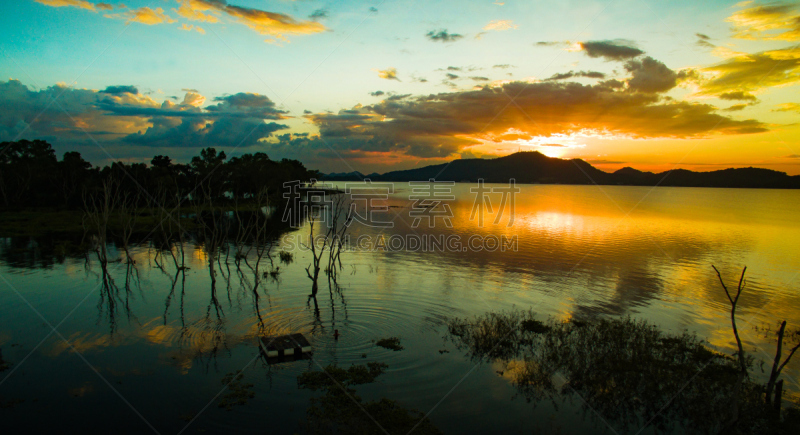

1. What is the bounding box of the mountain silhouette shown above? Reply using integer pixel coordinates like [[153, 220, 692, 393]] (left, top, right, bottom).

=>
[[323, 151, 800, 188]]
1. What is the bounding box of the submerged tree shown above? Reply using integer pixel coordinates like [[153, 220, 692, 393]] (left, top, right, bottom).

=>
[[304, 192, 353, 299], [713, 266, 800, 416]]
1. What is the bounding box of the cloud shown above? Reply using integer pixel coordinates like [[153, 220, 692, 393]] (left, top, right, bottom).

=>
[[0, 79, 287, 153], [483, 20, 518, 31], [34, 0, 97, 11], [579, 40, 644, 61], [698, 47, 800, 95], [719, 91, 758, 101], [545, 70, 606, 81], [174, 0, 220, 23], [173, 0, 326, 42], [369, 90, 385, 97], [101, 85, 139, 95], [624, 57, 682, 93], [470, 76, 490, 81], [695, 32, 715, 48], [535, 41, 570, 47], [586, 159, 626, 164], [96, 2, 112, 10], [110, 92, 287, 147], [288, 77, 767, 161], [493, 64, 514, 69], [783, 154, 800, 158], [773, 102, 800, 112], [179, 23, 206, 34], [425, 29, 464, 42], [727, 1, 800, 41], [723, 104, 748, 111], [106, 7, 177, 25], [0, 79, 153, 145], [445, 73, 459, 80], [308, 8, 328, 21], [373, 67, 400, 81]]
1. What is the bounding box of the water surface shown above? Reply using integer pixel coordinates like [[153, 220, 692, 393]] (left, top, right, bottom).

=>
[[1, 184, 799, 433]]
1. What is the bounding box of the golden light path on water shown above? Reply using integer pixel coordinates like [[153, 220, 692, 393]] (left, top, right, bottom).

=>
[[1, 183, 799, 431]]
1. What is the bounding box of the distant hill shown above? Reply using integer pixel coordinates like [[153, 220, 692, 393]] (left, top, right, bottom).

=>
[[325, 152, 800, 189]]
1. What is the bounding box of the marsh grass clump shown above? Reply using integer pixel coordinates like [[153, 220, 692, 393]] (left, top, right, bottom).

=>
[[375, 337, 403, 351], [445, 311, 775, 433], [298, 362, 388, 390], [298, 363, 441, 434], [218, 370, 255, 411], [279, 251, 294, 265]]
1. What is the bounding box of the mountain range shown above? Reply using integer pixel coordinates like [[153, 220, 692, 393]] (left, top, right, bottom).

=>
[[322, 151, 800, 189]]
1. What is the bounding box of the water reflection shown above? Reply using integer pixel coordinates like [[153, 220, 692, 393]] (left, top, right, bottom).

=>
[[1, 185, 800, 433]]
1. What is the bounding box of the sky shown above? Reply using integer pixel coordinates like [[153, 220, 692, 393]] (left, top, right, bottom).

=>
[[1, 0, 799, 174]]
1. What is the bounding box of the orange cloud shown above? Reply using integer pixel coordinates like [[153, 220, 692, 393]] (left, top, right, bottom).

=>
[[179, 23, 206, 34], [224, 4, 325, 39], [727, 1, 800, 41], [174, 0, 220, 23], [699, 47, 800, 95], [173, 0, 325, 42], [34, 0, 97, 11], [106, 7, 177, 25], [373, 67, 400, 81], [483, 20, 518, 31], [773, 102, 800, 112]]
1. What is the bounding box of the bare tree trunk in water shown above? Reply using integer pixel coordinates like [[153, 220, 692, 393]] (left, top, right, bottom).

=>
[[712, 265, 748, 428]]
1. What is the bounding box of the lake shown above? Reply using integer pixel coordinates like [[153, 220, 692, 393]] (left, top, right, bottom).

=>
[[1, 183, 799, 434]]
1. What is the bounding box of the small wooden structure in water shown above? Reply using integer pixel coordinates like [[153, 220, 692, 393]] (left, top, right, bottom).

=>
[[259, 333, 312, 359]]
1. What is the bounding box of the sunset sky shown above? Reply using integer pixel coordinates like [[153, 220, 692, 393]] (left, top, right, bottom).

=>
[[1, 0, 799, 174]]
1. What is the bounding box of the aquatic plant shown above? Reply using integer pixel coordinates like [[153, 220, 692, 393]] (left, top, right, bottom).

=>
[[298, 363, 441, 434], [279, 251, 293, 265], [375, 337, 404, 351], [218, 370, 255, 411], [446, 309, 798, 433]]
